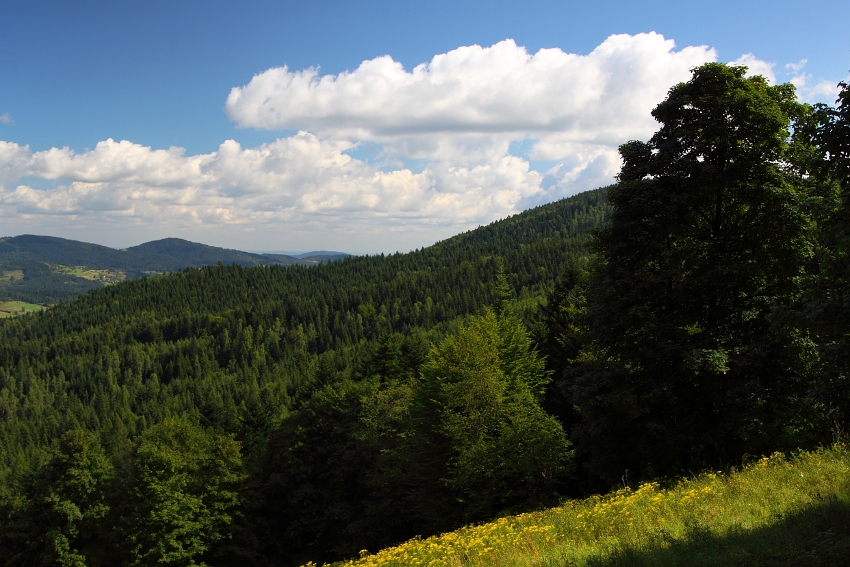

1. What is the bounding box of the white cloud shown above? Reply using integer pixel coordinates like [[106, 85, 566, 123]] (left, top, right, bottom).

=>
[[790, 73, 842, 104], [4, 34, 786, 252], [729, 53, 776, 84], [226, 32, 715, 147], [785, 59, 808, 73], [0, 113, 12, 124], [0, 134, 545, 251]]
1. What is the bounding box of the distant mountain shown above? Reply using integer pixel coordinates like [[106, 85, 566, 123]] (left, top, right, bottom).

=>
[[0, 235, 350, 304], [292, 250, 350, 259], [0, 234, 148, 269], [126, 238, 274, 268]]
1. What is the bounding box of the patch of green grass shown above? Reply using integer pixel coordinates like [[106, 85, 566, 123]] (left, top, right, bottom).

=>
[[0, 300, 46, 318], [318, 445, 850, 567], [48, 264, 127, 284], [0, 269, 24, 283]]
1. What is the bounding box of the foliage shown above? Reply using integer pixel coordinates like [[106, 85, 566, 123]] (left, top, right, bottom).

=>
[[0, 429, 113, 567], [801, 79, 850, 424], [120, 418, 245, 566], [0, 189, 610, 565], [533, 262, 590, 429], [422, 309, 573, 519], [565, 63, 820, 481]]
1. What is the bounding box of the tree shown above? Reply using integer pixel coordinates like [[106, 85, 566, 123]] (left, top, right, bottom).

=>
[[121, 418, 245, 567], [535, 262, 590, 428], [804, 78, 850, 424], [422, 309, 573, 519], [0, 429, 113, 567], [569, 63, 817, 481]]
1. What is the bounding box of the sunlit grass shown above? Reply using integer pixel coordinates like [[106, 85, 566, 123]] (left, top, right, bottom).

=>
[[304, 445, 850, 567], [48, 263, 127, 283], [0, 300, 45, 318]]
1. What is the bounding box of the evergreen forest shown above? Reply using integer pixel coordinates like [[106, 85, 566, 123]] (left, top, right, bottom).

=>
[[0, 63, 848, 566]]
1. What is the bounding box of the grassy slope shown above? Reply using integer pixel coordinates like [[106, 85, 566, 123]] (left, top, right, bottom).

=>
[[0, 301, 45, 318], [318, 445, 850, 567]]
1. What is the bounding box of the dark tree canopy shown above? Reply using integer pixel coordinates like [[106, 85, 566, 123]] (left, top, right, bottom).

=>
[[802, 78, 850, 423], [568, 63, 819, 481]]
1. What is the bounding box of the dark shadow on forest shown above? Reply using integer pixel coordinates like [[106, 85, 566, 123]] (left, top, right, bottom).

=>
[[553, 498, 850, 567]]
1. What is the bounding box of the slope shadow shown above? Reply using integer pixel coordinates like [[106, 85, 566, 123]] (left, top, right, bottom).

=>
[[562, 498, 850, 567]]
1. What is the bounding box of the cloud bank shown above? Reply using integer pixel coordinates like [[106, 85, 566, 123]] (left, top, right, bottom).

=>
[[1, 32, 802, 252], [226, 33, 714, 146]]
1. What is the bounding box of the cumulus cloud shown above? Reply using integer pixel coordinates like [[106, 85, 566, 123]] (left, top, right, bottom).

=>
[[791, 74, 841, 103], [3, 34, 786, 251], [785, 59, 808, 73], [226, 32, 715, 147], [0, 113, 12, 124], [779, 60, 843, 104], [729, 53, 776, 84], [0, 135, 545, 250]]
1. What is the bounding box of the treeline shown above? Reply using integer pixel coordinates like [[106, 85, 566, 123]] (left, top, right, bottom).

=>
[[0, 63, 848, 567]]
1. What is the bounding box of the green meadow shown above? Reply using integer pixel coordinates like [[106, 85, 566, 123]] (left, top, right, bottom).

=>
[[328, 445, 850, 567], [0, 301, 45, 318]]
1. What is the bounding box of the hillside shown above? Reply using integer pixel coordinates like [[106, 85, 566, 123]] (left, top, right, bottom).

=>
[[2, 62, 845, 567], [324, 445, 850, 567], [0, 235, 351, 304], [0, 187, 611, 566]]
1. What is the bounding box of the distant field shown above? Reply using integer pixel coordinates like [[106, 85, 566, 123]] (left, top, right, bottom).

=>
[[0, 269, 24, 283], [49, 264, 127, 284], [0, 300, 46, 318]]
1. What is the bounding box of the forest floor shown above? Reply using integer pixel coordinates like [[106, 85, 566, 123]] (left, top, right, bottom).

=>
[[0, 300, 46, 318], [318, 444, 850, 567]]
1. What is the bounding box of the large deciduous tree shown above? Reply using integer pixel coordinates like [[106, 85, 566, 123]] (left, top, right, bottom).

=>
[[568, 63, 817, 481], [121, 418, 245, 567], [0, 429, 113, 567], [804, 79, 850, 424]]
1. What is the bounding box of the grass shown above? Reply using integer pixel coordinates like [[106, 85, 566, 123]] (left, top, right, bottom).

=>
[[0, 269, 24, 283], [48, 264, 126, 284], [0, 300, 46, 318], [309, 445, 850, 567]]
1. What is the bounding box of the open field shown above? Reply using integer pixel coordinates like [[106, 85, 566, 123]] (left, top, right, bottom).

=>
[[320, 445, 850, 567], [0, 300, 46, 318], [48, 264, 127, 284], [0, 270, 24, 283]]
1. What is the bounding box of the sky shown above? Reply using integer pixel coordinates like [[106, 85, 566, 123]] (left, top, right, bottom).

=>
[[1, 1, 848, 254]]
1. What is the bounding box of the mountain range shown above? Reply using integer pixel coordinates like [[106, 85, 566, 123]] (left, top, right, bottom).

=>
[[0, 235, 350, 304]]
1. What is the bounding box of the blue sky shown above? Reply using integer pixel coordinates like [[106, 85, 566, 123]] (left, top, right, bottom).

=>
[[1, 0, 848, 252]]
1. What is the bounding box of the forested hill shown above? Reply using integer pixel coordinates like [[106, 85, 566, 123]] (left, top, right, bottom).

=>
[[0, 187, 610, 565], [2, 62, 847, 567], [0, 235, 350, 304], [1, 188, 609, 342]]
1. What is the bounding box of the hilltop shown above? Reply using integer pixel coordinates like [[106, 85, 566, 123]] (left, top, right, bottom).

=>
[[0, 235, 351, 304]]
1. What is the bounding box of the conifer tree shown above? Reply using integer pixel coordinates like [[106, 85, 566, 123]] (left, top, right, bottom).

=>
[[422, 309, 572, 519]]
